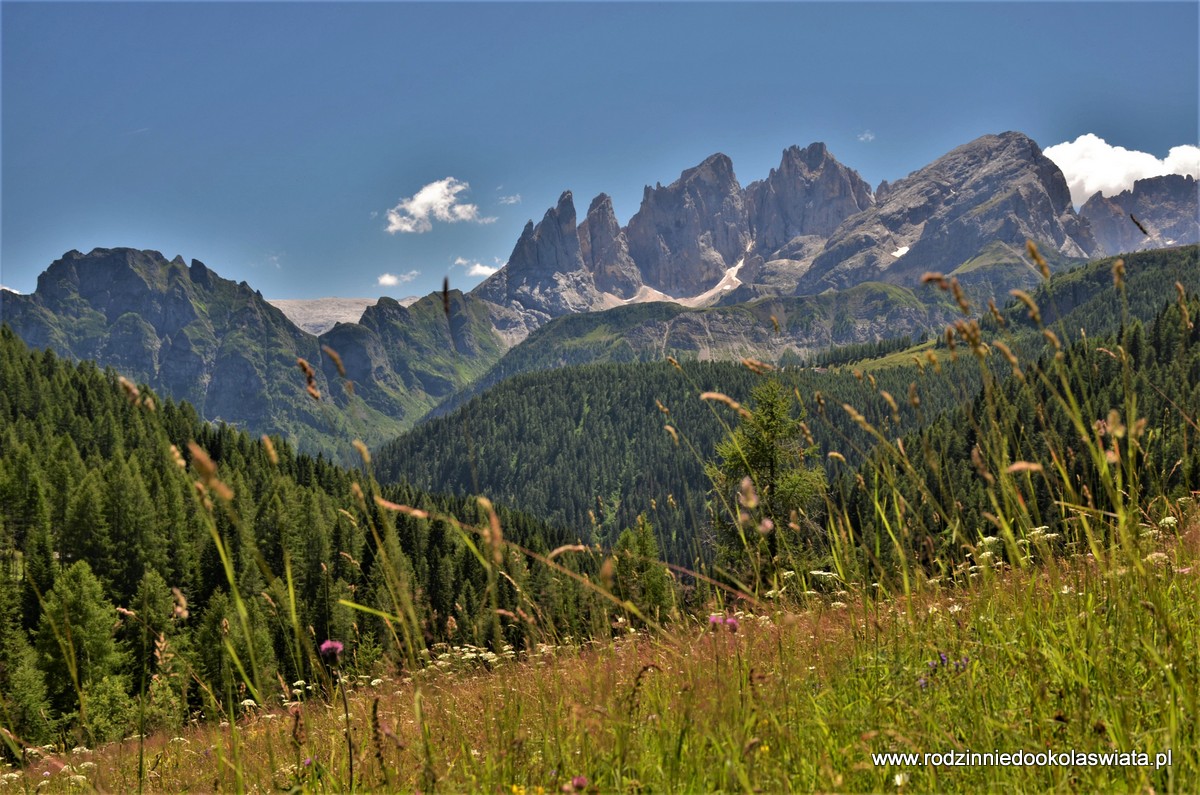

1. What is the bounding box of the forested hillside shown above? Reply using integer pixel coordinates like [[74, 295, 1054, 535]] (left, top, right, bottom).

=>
[[377, 358, 977, 565], [0, 326, 608, 747], [378, 247, 1198, 567]]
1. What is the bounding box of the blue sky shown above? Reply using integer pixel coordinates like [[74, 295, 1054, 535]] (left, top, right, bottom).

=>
[[2, 2, 1197, 300]]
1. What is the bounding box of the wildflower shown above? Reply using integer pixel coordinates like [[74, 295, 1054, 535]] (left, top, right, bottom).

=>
[[1159, 516, 1178, 529], [319, 639, 344, 662], [303, 757, 313, 767], [895, 772, 910, 787], [917, 677, 928, 690], [725, 616, 739, 633], [708, 614, 723, 627]]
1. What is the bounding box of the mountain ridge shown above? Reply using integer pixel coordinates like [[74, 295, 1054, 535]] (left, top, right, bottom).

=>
[[5, 130, 1197, 453]]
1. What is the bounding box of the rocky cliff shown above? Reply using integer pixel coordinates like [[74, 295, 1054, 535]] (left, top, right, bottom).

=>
[[1080, 174, 1199, 256], [625, 153, 751, 296], [796, 132, 1098, 296], [578, 193, 642, 299]]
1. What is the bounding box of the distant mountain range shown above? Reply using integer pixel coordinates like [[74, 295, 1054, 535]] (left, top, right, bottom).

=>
[[2, 130, 1196, 453], [268, 297, 418, 335]]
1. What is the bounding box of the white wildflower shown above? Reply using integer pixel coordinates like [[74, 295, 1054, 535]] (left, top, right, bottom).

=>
[[1144, 552, 1170, 567]]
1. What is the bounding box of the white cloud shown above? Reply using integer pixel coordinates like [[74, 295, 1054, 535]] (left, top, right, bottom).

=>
[[377, 270, 419, 287], [0, 285, 19, 294], [1043, 134, 1200, 206], [452, 256, 500, 278], [499, 194, 522, 205], [385, 177, 496, 234], [857, 130, 875, 142]]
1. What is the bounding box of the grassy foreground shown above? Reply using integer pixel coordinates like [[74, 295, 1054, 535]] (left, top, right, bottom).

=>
[[11, 514, 1196, 793]]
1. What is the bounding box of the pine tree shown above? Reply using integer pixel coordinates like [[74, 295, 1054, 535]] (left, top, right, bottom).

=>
[[34, 561, 125, 717], [706, 378, 826, 589]]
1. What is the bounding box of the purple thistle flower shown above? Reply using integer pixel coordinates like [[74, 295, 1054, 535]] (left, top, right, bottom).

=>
[[724, 616, 739, 633], [319, 639, 344, 662], [708, 614, 723, 626], [939, 652, 948, 665], [304, 757, 313, 767], [571, 776, 589, 790]]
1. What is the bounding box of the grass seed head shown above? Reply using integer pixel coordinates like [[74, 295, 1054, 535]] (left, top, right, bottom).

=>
[[322, 345, 346, 377]]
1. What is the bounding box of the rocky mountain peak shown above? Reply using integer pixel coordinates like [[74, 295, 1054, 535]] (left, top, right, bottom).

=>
[[746, 142, 874, 254], [796, 131, 1098, 296], [625, 152, 750, 296], [578, 193, 641, 299], [472, 190, 609, 319]]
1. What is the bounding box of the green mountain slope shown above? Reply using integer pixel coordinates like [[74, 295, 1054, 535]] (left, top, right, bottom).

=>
[[0, 249, 507, 455], [430, 281, 959, 419]]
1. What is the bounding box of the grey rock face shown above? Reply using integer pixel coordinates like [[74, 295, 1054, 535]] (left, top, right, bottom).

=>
[[745, 143, 874, 254], [797, 131, 1098, 293], [578, 193, 641, 298], [1081, 174, 1199, 256], [625, 153, 750, 296], [474, 191, 607, 318]]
